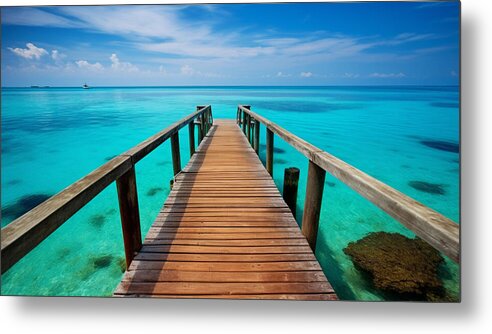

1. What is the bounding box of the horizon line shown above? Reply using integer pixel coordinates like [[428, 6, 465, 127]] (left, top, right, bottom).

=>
[[2, 84, 460, 88]]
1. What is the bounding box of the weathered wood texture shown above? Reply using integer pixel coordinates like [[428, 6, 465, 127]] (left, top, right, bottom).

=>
[[238, 105, 459, 263], [302, 161, 326, 251], [116, 166, 142, 269], [114, 119, 337, 300], [283, 167, 300, 217], [266, 128, 274, 176]]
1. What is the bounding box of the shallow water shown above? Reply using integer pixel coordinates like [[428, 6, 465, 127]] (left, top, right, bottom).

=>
[[1, 86, 459, 299]]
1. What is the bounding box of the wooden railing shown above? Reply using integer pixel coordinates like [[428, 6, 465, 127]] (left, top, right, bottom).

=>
[[237, 105, 460, 263], [1, 105, 213, 274]]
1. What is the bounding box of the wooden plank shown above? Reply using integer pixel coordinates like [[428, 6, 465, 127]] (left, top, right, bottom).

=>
[[121, 270, 328, 283], [139, 244, 313, 254], [114, 293, 338, 300], [133, 253, 316, 262], [115, 281, 334, 295], [128, 260, 323, 272]]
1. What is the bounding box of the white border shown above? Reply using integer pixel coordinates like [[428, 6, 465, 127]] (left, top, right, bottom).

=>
[[2, 0, 492, 333]]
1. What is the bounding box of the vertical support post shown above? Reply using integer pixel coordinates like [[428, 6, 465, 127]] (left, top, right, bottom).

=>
[[171, 132, 181, 176], [116, 166, 142, 269], [242, 112, 247, 134], [283, 167, 300, 217], [266, 128, 274, 176], [302, 160, 326, 251], [188, 121, 195, 157], [254, 120, 260, 154], [241, 106, 250, 134], [246, 114, 251, 143], [204, 109, 209, 134], [196, 119, 203, 144]]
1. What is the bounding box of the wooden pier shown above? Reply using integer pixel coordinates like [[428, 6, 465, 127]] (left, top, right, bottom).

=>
[[1, 105, 459, 300], [114, 120, 336, 299]]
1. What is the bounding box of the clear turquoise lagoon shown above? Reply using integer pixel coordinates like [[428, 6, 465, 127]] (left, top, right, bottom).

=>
[[1, 86, 459, 300]]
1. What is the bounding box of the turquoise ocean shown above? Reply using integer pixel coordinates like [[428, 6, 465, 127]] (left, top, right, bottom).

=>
[[1, 86, 459, 300]]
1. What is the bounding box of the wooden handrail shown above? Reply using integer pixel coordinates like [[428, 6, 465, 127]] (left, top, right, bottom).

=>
[[237, 105, 459, 263], [1, 105, 212, 274]]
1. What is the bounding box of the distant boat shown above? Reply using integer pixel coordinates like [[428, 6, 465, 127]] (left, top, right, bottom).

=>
[[83, 83, 90, 89]]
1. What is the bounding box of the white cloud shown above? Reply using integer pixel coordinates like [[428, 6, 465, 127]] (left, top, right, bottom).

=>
[[180, 65, 194, 76], [159, 65, 166, 74], [342, 73, 360, 78], [110, 53, 138, 72], [300, 71, 313, 78], [276, 71, 291, 78], [75, 60, 104, 71], [8, 43, 48, 59], [369, 72, 406, 78]]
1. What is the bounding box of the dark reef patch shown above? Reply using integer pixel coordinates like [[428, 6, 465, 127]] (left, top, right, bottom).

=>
[[56, 247, 71, 260], [431, 102, 459, 108], [156, 161, 170, 166], [420, 140, 459, 153], [400, 164, 411, 169], [274, 158, 289, 165], [2, 194, 52, 220], [344, 232, 446, 301], [89, 214, 107, 228], [327, 182, 336, 187], [146, 187, 164, 197], [260, 144, 286, 154], [6, 179, 22, 186], [92, 255, 114, 269], [409, 181, 446, 195]]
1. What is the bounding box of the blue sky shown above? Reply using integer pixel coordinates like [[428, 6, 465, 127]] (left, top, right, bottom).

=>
[[1, 2, 459, 86]]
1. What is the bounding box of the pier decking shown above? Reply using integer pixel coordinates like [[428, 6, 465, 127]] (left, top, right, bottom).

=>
[[114, 120, 337, 300]]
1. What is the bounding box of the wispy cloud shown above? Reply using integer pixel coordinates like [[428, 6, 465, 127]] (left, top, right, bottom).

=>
[[8, 43, 48, 59], [369, 72, 406, 78], [300, 71, 313, 78]]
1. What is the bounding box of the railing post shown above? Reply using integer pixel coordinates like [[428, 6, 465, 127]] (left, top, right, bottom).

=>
[[266, 128, 274, 176], [242, 106, 250, 134], [188, 121, 195, 157], [283, 167, 300, 217], [197, 117, 204, 144], [246, 114, 251, 143], [254, 120, 260, 154], [302, 160, 326, 251], [171, 132, 181, 175], [116, 165, 142, 269]]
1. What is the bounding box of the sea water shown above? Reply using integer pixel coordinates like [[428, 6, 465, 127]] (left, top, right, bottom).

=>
[[1, 86, 459, 300]]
